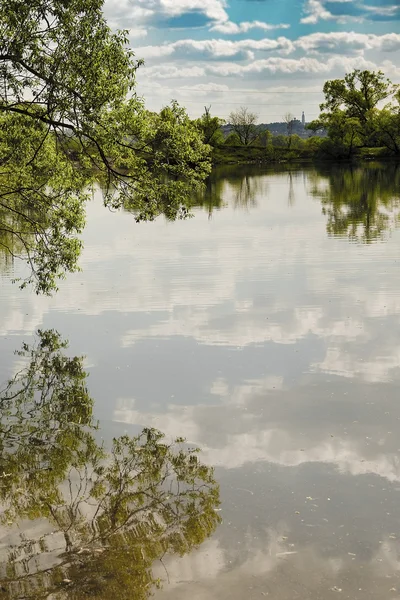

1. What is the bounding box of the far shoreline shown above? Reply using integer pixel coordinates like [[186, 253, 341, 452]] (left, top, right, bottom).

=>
[[212, 146, 400, 166]]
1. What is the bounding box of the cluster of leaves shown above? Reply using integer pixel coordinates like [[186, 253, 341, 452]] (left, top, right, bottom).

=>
[[0, 330, 220, 599], [194, 106, 225, 147], [307, 70, 400, 158], [0, 0, 211, 293], [106, 100, 212, 222], [0, 111, 89, 293]]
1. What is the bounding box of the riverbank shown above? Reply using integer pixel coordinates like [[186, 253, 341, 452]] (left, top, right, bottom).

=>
[[212, 145, 400, 165]]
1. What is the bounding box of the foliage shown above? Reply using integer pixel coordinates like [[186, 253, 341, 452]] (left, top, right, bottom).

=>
[[0, 0, 211, 293], [0, 111, 89, 293], [224, 132, 242, 146], [271, 134, 288, 148], [320, 70, 396, 124], [228, 106, 259, 146], [308, 70, 399, 158], [308, 111, 363, 158], [0, 331, 221, 599], [195, 106, 225, 147], [283, 112, 295, 148], [289, 134, 305, 150], [255, 129, 272, 148], [105, 101, 212, 222], [304, 136, 324, 153], [374, 90, 400, 155]]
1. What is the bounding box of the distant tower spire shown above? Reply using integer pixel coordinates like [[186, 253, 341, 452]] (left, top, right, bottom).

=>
[[302, 111, 305, 128]]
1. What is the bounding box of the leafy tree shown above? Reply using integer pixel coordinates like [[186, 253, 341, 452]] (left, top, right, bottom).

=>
[[304, 136, 324, 153], [0, 0, 211, 293], [271, 134, 288, 148], [195, 106, 225, 147], [308, 111, 363, 158], [224, 131, 241, 146], [112, 101, 212, 222], [0, 331, 221, 599], [257, 129, 272, 149], [320, 70, 396, 125], [0, 111, 89, 293], [283, 112, 295, 149], [375, 90, 400, 155], [288, 134, 305, 150], [309, 70, 399, 157], [228, 106, 259, 146]]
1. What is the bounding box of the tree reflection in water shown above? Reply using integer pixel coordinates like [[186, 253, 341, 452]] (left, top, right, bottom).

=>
[[309, 163, 400, 243], [195, 165, 265, 217], [194, 162, 400, 242], [0, 331, 220, 599]]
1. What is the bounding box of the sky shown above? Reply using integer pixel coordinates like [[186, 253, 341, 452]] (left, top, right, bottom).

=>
[[105, 0, 399, 122]]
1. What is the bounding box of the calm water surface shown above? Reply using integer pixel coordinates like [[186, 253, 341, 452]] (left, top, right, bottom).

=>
[[1, 163, 400, 598]]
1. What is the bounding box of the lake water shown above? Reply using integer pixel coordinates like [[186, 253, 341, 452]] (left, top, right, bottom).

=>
[[1, 162, 400, 598]]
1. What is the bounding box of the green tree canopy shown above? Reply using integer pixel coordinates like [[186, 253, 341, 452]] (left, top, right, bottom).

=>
[[320, 69, 396, 124], [0, 0, 211, 293], [374, 89, 400, 155], [307, 111, 363, 158], [308, 70, 399, 157], [195, 106, 225, 147]]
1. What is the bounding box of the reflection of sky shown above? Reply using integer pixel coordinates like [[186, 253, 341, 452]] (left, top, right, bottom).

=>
[[1, 166, 400, 596]]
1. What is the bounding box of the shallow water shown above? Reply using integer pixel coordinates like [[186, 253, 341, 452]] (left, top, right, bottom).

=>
[[1, 162, 400, 598]]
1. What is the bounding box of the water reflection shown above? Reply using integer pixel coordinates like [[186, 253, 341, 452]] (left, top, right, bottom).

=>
[[309, 163, 400, 242], [195, 162, 400, 239], [1, 163, 400, 599], [195, 166, 265, 215], [0, 331, 220, 599], [2, 164, 400, 284]]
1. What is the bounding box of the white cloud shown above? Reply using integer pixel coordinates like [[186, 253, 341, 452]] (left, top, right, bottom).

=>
[[102, 0, 400, 113], [136, 45, 175, 59], [140, 51, 391, 83], [103, 0, 231, 37], [158, 0, 229, 22], [137, 31, 400, 65], [300, 0, 400, 25], [178, 82, 229, 92], [136, 37, 295, 62], [300, 0, 350, 24], [129, 27, 148, 39], [361, 3, 399, 18], [103, 0, 155, 28], [206, 55, 378, 77], [210, 20, 290, 34], [295, 31, 400, 54], [143, 64, 207, 78]]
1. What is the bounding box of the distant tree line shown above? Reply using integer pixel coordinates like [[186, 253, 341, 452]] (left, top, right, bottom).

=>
[[195, 69, 400, 160]]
